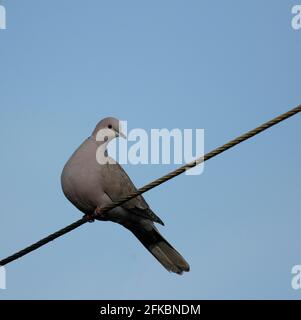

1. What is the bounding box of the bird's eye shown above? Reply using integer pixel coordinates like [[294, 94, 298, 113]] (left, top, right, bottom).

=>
[[108, 124, 112, 129]]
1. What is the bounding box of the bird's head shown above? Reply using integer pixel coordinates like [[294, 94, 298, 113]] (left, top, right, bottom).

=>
[[92, 117, 126, 143]]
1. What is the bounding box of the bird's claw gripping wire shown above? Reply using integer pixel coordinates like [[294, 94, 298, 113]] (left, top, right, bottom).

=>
[[84, 213, 95, 223], [83, 207, 106, 223], [93, 206, 107, 220]]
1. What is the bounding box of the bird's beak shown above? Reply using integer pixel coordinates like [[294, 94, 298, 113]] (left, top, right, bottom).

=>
[[115, 130, 126, 139]]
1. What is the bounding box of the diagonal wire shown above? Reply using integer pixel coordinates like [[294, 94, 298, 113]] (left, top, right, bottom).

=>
[[0, 105, 300, 267]]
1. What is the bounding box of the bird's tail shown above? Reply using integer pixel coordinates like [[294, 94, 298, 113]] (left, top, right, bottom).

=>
[[126, 223, 190, 275]]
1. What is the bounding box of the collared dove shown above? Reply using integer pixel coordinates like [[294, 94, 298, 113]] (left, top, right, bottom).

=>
[[61, 117, 190, 275]]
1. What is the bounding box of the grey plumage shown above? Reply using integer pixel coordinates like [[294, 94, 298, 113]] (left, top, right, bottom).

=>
[[61, 117, 189, 274]]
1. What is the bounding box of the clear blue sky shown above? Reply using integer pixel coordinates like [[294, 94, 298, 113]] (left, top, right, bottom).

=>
[[0, 0, 300, 299]]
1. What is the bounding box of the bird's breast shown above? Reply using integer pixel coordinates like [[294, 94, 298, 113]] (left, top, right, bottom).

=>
[[61, 142, 104, 214]]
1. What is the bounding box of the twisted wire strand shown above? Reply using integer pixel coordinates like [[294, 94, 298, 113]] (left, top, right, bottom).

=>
[[0, 105, 300, 266]]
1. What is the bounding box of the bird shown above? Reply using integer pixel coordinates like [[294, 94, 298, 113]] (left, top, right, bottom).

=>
[[61, 117, 190, 275]]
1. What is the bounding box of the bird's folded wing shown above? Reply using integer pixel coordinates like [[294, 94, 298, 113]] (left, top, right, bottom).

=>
[[103, 163, 164, 225]]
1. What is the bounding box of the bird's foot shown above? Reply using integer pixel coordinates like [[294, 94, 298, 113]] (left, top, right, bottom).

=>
[[94, 206, 106, 220], [84, 213, 95, 223]]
